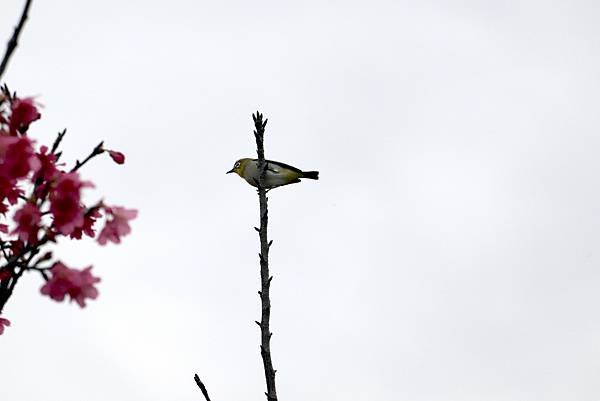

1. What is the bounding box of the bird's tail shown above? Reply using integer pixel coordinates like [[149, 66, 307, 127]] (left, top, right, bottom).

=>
[[302, 171, 319, 180]]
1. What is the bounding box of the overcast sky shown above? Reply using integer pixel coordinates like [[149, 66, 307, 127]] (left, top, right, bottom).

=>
[[2, 0, 600, 400]]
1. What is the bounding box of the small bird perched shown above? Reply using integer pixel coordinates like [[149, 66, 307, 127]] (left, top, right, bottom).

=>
[[227, 158, 319, 189]]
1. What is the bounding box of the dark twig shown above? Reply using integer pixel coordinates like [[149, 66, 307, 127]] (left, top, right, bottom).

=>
[[252, 111, 278, 401], [194, 374, 212, 401], [70, 141, 104, 172], [51, 129, 66, 154], [0, 236, 49, 314], [0, 0, 33, 81]]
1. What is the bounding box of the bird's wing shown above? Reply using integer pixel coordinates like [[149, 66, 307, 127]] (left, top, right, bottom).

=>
[[252, 159, 303, 173]]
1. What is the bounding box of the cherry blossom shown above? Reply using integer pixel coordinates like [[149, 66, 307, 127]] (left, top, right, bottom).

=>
[[0, 317, 10, 335], [0, 270, 10, 281], [0, 136, 39, 180], [40, 262, 100, 308], [8, 97, 40, 135], [70, 208, 101, 240], [0, 90, 135, 329], [33, 145, 59, 182], [49, 172, 92, 235], [98, 206, 138, 245], [12, 202, 41, 243]]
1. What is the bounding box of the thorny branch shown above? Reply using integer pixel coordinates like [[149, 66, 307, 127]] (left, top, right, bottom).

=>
[[192, 113, 278, 401], [253, 111, 278, 401]]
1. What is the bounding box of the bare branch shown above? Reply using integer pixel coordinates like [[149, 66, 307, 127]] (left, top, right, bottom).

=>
[[0, 0, 33, 81], [70, 141, 105, 172], [253, 111, 278, 401], [193, 112, 279, 401]]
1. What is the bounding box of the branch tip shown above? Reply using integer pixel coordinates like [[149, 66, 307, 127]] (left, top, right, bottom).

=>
[[51, 129, 67, 154], [193, 373, 212, 401]]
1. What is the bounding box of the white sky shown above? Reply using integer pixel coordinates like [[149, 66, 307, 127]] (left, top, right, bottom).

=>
[[2, 0, 600, 400]]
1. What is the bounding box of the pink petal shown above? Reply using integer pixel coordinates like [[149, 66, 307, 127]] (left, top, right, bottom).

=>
[[108, 150, 125, 165]]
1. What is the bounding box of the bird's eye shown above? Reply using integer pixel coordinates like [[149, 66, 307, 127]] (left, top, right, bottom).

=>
[[235, 162, 240, 168]]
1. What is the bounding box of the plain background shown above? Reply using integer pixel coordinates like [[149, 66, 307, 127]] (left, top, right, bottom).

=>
[[2, 1, 600, 400]]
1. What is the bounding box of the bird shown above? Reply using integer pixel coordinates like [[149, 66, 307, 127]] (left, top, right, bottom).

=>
[[227, 158, 319, 189]]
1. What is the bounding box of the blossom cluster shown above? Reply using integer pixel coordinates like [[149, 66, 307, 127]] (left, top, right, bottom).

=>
[[0, 88, 136, 335]]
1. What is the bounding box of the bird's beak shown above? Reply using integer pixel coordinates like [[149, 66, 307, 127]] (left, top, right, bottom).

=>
[[226, 168, 235, 174]]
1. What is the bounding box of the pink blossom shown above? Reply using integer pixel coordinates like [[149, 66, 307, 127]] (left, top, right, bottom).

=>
[[0, 317, 10, 335], [9, 97, 41, 135], [98, 206, 137, 245], [0, 269, 11, 281], [12, 203, 41, 243], [33, 145, 59, 183], [49, 172, 92, 235], [0, 224, 7, 233], [107, 150, 125, 165], [40, 262, 100, 308], [70, 208, 101, 239], [0, 136, 40, 180], [0, 176, 22, 214], [9, 240, 23, 255], [0, 135, 30, 209]]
